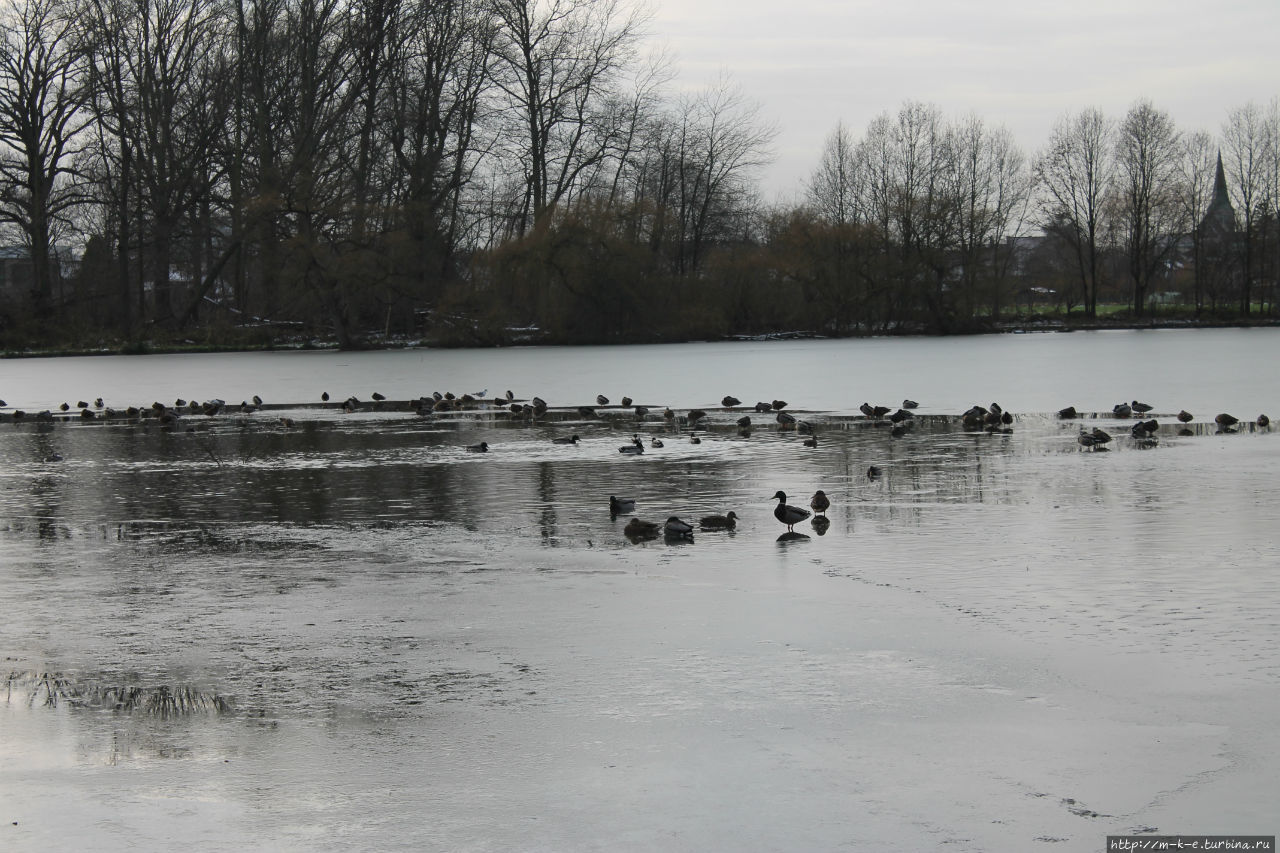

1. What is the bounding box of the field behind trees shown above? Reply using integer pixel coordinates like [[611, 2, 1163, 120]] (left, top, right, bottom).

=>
[[0, 0, 1277, 351]]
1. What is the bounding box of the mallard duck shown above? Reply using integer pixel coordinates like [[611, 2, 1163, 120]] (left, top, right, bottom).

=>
[[722, 395, 741, 408], [1177, 410, 1193, 423], [465, 441, 489, 453], [621, 396, 633, 407], [1113, 402, 1132, 418], [552, 434, 580, 445], [803, 434, 818, 448], [1131, 400, 1153, 414], [624, 518, 661, 540], [902, 399, 919, 409], [1258, 414, 1270, 428], [610, 495, 636, 515], [867, 465, 882, 480], [771, 491, 811, 531], [736, 415, 751, 428], [597, 394, 609, 406], [664, 517, 694, 539], [1215, 412, 1239, 428], [810, 490, 830, 516], [700, 511, 738, 530], [651, 437, 664, 448], [1058, 406, 1078, 419]]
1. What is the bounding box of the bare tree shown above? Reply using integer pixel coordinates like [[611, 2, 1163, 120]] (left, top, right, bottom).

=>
[[1221, 102, 1264, 313], [0, 0, 91, 312], [948, 114, 1031, 320], [1114, 99, 1183, 316], [488, 0, 649, 232], [1178, 130, 1218, 313], [808, 121, 860, 227], [1035, 107, 1115, 318]]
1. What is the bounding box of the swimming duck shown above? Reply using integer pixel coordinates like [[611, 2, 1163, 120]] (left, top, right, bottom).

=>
[[803, 434, 818, 448], [610, 496, 636, 515], [465, 441, 489, 453], [867, 465, 882, 480], [552, 434, 580, 445], [771, 491, 811, 531], [810, 490, 830, 517], [624, 518, 661, 540], [651, 437, 664, 448], [619, 435, 644, 454], [664, 517, 694, 539], [700, 511, 738, 530]]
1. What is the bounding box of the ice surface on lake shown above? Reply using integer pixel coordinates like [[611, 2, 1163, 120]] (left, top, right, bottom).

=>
[[2, 331, 1278, 851]]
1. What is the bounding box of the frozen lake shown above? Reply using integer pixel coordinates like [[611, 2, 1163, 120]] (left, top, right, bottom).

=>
[[2, 330, 1278, 851]]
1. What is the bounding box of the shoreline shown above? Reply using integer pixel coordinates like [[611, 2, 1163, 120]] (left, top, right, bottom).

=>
[[3, 315, 1279, 360]]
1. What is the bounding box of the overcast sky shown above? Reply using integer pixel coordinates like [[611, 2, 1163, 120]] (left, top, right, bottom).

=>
[[648, 0, 1280, 201]]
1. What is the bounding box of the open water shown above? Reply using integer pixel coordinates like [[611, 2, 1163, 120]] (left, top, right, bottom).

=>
[[1, 329, 1277, 851]]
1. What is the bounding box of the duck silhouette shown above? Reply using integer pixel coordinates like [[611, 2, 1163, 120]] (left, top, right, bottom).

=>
[[810, 490, 830, 517], [771, 491, 811, 531], [699, 511, 738, 530]]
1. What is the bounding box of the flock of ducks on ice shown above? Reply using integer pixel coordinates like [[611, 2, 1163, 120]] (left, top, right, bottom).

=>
[[6, 390, 1268, 541]]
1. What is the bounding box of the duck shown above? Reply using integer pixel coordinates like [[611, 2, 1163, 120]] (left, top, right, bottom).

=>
[[771, 400, 788, 411], [623, 518, 661, 540], [1131, 400, 1153, 415], [635, 406, 649, 419], [552, 434, 580, 445], [664, 517, 694, 539], [621, 396, 633, 407], [771, 491, 811, 531], [736, 415, 751, 428], [802, 434, 818, 448], [689, 435, 701, 444], [370, 392, 384, 401], [1177, 410, 1193, 423], [867, 465, 882, 480], [596, 394, 609, 406], [651, 437, 664, 448], [699, 511, 738, 530], [1259, 414, 1270, 428], [1113, 402, 1133, 418], [619, 435, 644, 454], [1057, 406, 1078, 419], [721, 395, 741, 408], [465, 441, 489, 453], [902, 399, 919, 410], [1215, 412, 1239, 429], [577, 406, 598, 419], [776, 411, 796, 428], [810, 490, 830, 517], [610, 495, 636, 515]]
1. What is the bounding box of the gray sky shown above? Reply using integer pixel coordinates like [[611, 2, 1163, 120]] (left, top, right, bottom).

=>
[[649, 0, 1280, 200]]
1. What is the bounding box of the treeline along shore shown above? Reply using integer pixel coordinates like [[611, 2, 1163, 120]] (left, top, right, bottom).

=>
[[0, 0, 1278, 352]]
